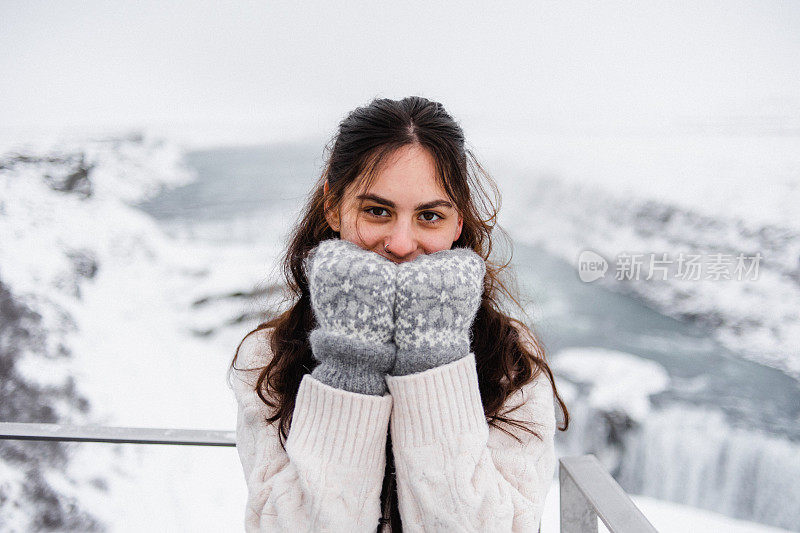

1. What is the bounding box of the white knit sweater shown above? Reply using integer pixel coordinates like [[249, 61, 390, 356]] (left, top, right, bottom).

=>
[[230, 329, 556, 532]]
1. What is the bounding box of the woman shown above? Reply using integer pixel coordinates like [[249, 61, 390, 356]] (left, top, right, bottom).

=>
[[228, 96, 569, 532]]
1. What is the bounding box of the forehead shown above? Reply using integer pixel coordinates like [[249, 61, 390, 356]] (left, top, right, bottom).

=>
[[355, 145, 450, 202]]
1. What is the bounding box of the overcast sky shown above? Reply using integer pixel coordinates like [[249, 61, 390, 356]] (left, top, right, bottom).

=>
[[1, 1, 799, 143]]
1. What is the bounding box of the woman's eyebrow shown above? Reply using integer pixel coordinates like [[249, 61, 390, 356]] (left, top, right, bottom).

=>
[[356, 193, 395, 207], [355, 194, 454, 211], [416, 199, 454, 211]]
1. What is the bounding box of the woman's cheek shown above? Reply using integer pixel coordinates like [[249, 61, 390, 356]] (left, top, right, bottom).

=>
[[422, 230, 457, 254], [347, 217, 384, 249]]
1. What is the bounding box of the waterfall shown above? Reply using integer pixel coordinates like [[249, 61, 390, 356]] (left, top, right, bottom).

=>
[[558, 399, 800, 531]]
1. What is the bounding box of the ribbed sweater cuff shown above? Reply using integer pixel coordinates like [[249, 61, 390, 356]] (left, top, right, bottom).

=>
[[385, 352, 489, 448], [286, 374, 393, 467]]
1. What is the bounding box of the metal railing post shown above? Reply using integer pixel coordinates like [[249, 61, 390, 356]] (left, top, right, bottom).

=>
[[559, 455, 658, 533], [560, 461, 598, 533]]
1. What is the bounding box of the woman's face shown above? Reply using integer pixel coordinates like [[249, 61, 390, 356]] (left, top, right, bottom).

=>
[[325, 144, 463, 263]]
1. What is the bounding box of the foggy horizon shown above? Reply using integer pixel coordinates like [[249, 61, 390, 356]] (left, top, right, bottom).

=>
[[2, 1, 799, 145]]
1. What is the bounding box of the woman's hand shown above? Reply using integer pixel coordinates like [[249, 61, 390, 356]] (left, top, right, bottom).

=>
[[391, 248, 486, 376], [306, 239, 397, 395]]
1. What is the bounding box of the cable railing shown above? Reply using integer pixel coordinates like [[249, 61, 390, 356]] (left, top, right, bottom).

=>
[[1, 422, 657, 532]]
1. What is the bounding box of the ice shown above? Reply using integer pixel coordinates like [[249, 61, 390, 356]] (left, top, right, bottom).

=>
[[551, 347, 670, 421]]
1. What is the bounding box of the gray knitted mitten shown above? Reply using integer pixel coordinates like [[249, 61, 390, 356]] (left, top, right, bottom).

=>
[[391, 248, 486, 376], [306, 239, 397, 395]]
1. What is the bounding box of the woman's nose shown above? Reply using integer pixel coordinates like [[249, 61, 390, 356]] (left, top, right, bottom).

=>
[[386, 222, 416, 258]]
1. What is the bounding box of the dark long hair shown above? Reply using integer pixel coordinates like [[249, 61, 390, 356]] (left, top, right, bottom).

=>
[[230, 96, 569, 531]]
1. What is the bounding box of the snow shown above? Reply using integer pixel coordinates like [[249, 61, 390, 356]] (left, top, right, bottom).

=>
[[0, 134, 279, 529], [551, 348, 670, 421], [476, 132, 800, 380]]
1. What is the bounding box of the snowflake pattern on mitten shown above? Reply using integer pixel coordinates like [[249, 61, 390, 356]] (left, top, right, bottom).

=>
[[392, 248, 485, 375], [306, 239, 397, 345], [306, 239, 398, 394]]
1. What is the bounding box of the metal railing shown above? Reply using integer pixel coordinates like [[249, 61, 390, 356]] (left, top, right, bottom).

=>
[[0, 422, 235, 446], [2, 423, 657, 532], [560, 455, 658, 532]]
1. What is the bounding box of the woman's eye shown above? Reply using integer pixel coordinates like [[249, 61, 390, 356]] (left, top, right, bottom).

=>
[[419, 211, 442, 222], [366, 207, 389, 217]]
